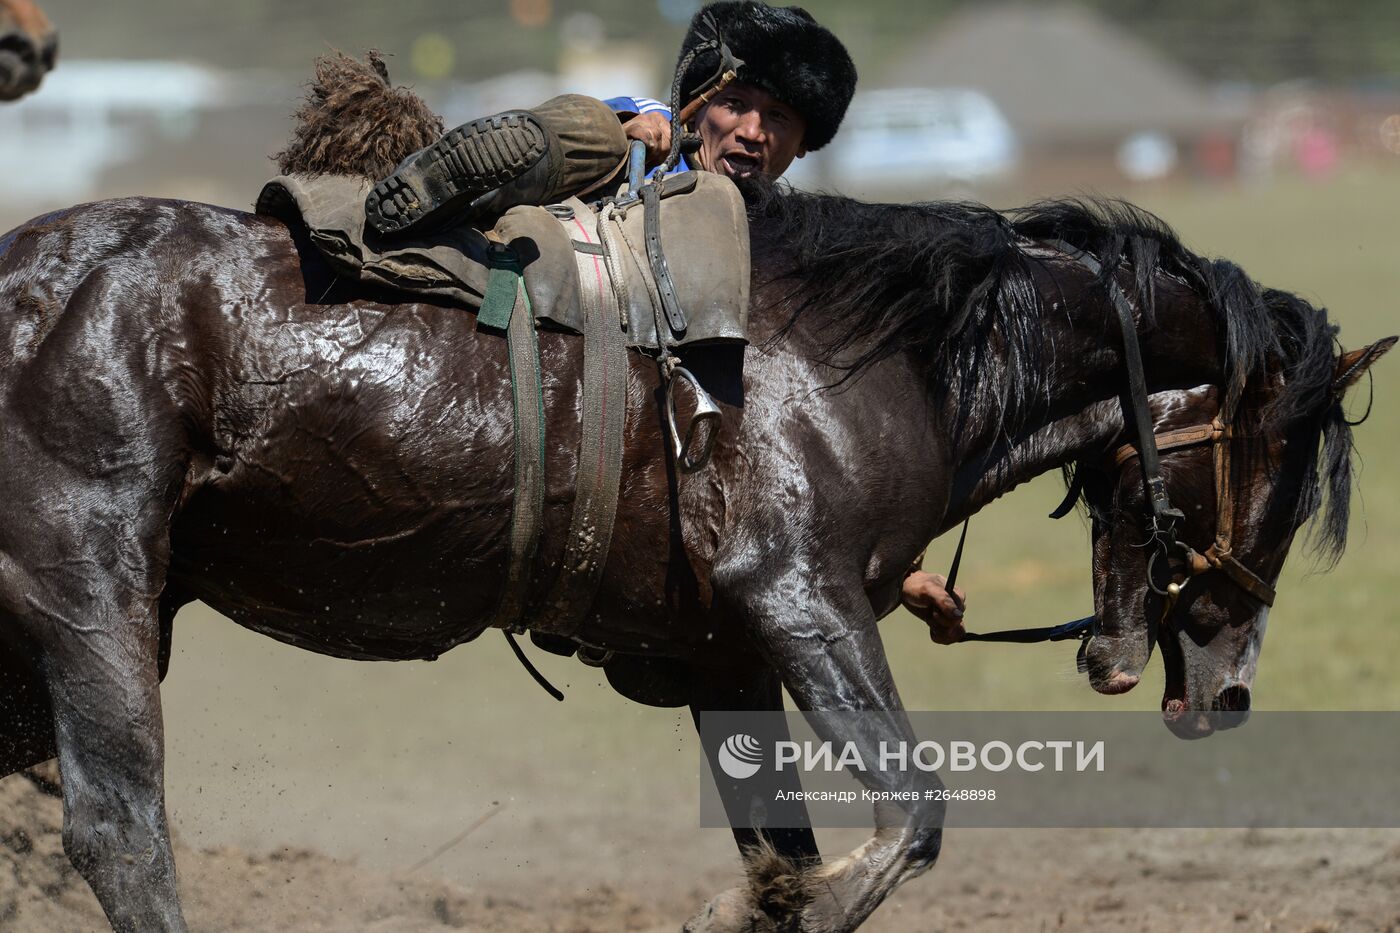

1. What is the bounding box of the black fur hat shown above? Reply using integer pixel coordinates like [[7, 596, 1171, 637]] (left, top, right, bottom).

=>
[[676, 1, 857, 151]]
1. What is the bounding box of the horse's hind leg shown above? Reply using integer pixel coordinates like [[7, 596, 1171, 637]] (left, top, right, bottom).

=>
[[43, 603, 185, 932], [2, 482, 188, 929], [1, 250, 194, 930], [0, 637, 55, 776]]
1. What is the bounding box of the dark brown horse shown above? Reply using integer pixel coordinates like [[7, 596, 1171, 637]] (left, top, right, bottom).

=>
[[0, 0, 55, 101], [0, 81, 1391, 931]]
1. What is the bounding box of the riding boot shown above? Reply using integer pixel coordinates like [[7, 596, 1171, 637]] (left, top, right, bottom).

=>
[[364, 110, 562, 236], [364, 95, 628, 237]]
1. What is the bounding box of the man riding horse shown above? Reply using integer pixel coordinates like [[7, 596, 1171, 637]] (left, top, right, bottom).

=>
[[362, 0, 968, 636]]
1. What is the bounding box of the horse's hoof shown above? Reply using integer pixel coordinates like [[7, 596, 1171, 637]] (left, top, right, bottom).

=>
[[682, 885, 779, 933], [680, 885, 789, 924]]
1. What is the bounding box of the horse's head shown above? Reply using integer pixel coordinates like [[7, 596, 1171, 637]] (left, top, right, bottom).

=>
[[1078, 336, 1394, 738], [0, 0, 56, 102]]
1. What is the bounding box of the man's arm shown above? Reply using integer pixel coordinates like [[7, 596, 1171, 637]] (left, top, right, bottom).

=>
[[604, 96, 674, 168]]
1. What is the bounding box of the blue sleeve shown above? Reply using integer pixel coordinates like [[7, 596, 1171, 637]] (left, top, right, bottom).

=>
[[604, 96, 688, 178], [604, 96, 673, 121]]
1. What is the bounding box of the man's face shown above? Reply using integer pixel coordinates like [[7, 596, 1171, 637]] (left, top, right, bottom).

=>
[[690, 82, 808, 181]]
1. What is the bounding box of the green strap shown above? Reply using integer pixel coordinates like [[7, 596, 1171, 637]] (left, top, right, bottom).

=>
[[478, 248, 522, 330], [485, 246, 546, 634]]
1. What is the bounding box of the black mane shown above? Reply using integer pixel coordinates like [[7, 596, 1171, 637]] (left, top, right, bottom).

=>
[[745, 185, 1352, 561]]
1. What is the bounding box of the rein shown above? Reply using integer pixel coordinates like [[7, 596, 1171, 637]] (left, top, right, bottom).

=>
[[954, 241, 1275, 647]]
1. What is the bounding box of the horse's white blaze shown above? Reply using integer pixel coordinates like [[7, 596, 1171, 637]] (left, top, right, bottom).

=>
[[1233, 605, 1270, 686]]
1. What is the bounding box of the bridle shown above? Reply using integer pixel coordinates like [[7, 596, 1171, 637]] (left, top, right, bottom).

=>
[[956, 241, 1275, 646], [1109, 411, 1277, 611]]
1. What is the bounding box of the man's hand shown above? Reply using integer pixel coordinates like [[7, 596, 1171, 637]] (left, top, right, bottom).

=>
[[622, 111, 673, 167], [901, 570, 967, 645]]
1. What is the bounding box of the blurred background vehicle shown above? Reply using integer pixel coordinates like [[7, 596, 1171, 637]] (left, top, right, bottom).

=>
[[783, 86, 1018, 191]]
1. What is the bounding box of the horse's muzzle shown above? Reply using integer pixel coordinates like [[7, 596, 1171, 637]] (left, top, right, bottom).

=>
[[0, 29, 53, 100]]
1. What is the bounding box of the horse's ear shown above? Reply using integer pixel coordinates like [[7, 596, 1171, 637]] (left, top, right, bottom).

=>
[[1333, 336, 1397, 395]]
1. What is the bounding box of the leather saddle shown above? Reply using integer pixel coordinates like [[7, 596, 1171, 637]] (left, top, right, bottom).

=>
[[256, 169, 750, 353]]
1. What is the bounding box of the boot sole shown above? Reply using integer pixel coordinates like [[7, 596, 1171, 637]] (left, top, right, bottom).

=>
[[364, 111, 548, 235]]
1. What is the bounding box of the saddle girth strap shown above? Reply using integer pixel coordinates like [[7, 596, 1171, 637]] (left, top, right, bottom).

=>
[[533, 198, 630, 635], [483, 241, 546, 633]]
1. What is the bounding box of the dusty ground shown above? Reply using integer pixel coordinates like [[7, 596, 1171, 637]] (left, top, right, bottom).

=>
[[5, 760, 1400, 933]]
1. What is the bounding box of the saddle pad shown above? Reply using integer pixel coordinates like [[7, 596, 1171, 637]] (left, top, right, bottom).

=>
[[256, 170, 749, 350]]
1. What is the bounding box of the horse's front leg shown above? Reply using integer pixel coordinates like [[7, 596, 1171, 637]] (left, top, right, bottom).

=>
[[686, 561, 944, 933]]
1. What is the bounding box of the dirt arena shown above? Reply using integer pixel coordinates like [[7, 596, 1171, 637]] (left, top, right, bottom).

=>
[[2, 608, 1398, 933], [5, 762, 1400, 932]]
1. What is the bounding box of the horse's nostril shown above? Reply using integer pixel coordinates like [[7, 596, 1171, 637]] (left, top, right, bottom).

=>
[[0, 31, 36, 63], [1097, 670, 1140, 695], [1215, 684, 1251, 713]]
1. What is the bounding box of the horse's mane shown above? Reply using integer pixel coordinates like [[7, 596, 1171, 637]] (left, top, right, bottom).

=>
[[745, 185, 1353, 561], [275, 51, 442, 179]]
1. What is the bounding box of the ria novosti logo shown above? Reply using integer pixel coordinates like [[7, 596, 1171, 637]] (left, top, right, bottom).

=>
[[717, 734, 764, 779], [714, 734, 1106, 779]]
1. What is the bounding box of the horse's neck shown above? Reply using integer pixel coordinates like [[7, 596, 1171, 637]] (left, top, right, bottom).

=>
[[941, 400, 1123, 530], [941, 288, 1221, 530]]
